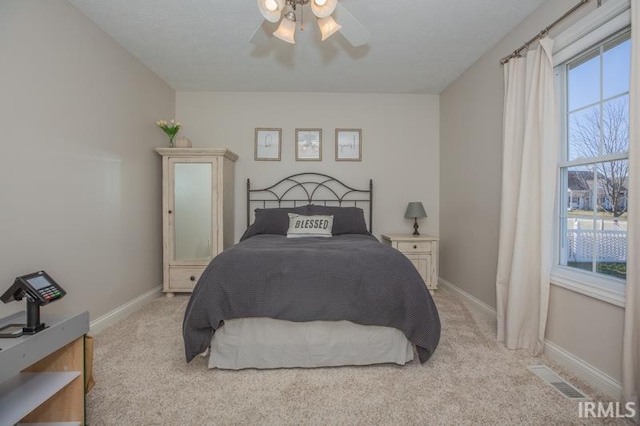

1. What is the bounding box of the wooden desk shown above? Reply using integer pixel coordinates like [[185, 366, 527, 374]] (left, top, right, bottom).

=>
[[0, 311, 89, 425]]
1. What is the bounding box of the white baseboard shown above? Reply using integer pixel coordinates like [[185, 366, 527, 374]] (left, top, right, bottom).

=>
[[90, 285, 162, 335], [438, 277, 497, 317], [544, 340, 622, 400], [438, 277, 622, 401]]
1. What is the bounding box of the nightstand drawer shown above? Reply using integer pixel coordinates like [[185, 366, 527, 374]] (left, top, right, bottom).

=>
[[397, 241, 432, 253], [169, 267, 205, 290]]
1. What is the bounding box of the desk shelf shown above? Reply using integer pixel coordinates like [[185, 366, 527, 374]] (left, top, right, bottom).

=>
[[0, 372, 80, 425]]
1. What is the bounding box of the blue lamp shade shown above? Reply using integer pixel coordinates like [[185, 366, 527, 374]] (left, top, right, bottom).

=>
[[404, 202, 427, 235]]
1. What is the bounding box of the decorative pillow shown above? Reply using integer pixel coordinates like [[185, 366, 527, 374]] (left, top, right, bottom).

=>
[[286, 214, 334, 238], [240, 206, 308, 241], [305, 205, 369, 235]]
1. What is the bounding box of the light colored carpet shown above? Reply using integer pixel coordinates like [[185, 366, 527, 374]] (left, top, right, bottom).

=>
[[87, 288, 625, 425]]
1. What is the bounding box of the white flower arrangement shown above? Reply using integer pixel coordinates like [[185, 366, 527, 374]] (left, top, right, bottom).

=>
[[156, 119, 182, 147]]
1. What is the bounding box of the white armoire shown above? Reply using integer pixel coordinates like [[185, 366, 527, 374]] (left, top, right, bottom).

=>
[[155, 148, 238, 296]]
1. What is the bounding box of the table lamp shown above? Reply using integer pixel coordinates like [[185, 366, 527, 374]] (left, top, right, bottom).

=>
[[404, 202, 427, 236]]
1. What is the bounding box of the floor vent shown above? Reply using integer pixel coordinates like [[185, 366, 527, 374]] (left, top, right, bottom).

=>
[[528, 365, 589, 400]]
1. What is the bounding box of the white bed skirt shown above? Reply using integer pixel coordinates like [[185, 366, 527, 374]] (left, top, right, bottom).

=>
[[209, 317, 414, 370]]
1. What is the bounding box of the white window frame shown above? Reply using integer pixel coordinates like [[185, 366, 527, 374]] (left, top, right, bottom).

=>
[[550, 0, 630, 308]]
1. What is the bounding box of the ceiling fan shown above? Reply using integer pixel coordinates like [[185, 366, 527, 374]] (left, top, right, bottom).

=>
[[252, 0, 370, 47]]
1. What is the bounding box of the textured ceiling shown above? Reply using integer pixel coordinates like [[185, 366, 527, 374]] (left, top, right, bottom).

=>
[[67, 0, 547, 93]]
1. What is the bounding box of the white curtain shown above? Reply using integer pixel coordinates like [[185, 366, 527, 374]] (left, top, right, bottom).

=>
[[496, 38, 558, 355], [622, 0, 639, 419]]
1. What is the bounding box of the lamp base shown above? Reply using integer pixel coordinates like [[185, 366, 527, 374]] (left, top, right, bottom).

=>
[[413, 218, 420, 236]]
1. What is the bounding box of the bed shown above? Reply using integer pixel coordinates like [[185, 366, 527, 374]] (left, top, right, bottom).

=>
[[182, 173, 440, 369]]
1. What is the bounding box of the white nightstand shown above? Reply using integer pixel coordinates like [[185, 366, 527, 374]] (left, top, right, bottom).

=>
[[382, 234, 439, 294]]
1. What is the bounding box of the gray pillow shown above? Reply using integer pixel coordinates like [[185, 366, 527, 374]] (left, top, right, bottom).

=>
[[305, 205, 369, 235], [240, 206, 308, 241]]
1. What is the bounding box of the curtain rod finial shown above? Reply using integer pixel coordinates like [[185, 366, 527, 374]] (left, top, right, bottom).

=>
[[498, 0, 590, 64]]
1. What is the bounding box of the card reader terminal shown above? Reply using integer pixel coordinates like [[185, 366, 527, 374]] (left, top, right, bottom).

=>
[[1, 271, 66, 306], [1, 271, 67, 335], [24, 273, 64, 303]]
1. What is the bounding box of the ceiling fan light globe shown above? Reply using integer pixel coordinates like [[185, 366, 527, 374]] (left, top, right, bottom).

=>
[[258, 0, 285, 23], [273, 18, 296, 44], [265, 0, 278, 11], [311, 0, 337, 18], [318, 16, 341, 41]]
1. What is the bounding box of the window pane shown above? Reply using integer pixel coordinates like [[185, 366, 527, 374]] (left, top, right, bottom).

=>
[[594, 159, 629, 219], [603, 34, 631, 99], [568, 105, 599, 160], [566, 217, 595, 274], [602, 96, 629, 155], [563, 165, 595, 271], [594, 160, 628, 278], [568, 49, 600, 111], [595, 218, 626, 279], [593, 116, 629, 277], [567, 165, 594, 214]]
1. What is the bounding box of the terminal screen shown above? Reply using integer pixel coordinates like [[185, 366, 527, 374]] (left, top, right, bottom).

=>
[[26, 275, 52, 291]]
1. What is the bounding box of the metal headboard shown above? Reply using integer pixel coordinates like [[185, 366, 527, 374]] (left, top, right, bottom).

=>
[[247, 173, 373, 232]]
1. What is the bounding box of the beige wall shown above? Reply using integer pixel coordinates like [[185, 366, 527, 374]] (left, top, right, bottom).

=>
[[547, 286, 624, 380], [0, 1, 174, 321], [440, 0, 624, 383], [176, 92, 440, 241]]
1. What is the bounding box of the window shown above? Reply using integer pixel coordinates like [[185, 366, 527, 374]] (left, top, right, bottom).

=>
[[555, 29, 630, 300]]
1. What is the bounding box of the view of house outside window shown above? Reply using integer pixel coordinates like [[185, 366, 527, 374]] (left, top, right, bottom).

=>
[[558, 30, 630, 281]]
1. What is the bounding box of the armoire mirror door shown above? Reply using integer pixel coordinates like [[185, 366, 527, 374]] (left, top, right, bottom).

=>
[[169, 159, 217, 263]]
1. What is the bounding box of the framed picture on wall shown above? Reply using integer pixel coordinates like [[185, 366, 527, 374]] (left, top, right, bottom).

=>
[[255, 128, 282, 161], [295, 129, 322, 161], [335, 129, 362, 161]]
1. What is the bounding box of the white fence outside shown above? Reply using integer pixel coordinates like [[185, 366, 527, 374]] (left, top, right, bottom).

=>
[[567, 229, 627, 262]]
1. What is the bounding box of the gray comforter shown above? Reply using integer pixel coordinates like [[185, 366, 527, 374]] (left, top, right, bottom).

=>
[[183, 234, 441, 363]]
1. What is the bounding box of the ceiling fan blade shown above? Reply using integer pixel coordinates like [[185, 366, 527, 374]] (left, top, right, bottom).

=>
[[334, 3, 369, 47], [249, 20, 277, 44]]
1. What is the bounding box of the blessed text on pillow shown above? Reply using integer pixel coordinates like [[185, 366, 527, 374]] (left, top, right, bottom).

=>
[[286, 214, 334, 238]]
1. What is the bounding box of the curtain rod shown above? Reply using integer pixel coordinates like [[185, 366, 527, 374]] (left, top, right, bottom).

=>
[[500, 0, 591, 65]]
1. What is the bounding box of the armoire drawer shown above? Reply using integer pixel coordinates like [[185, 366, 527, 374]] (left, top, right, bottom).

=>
[[169, 267, 205, 290]]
